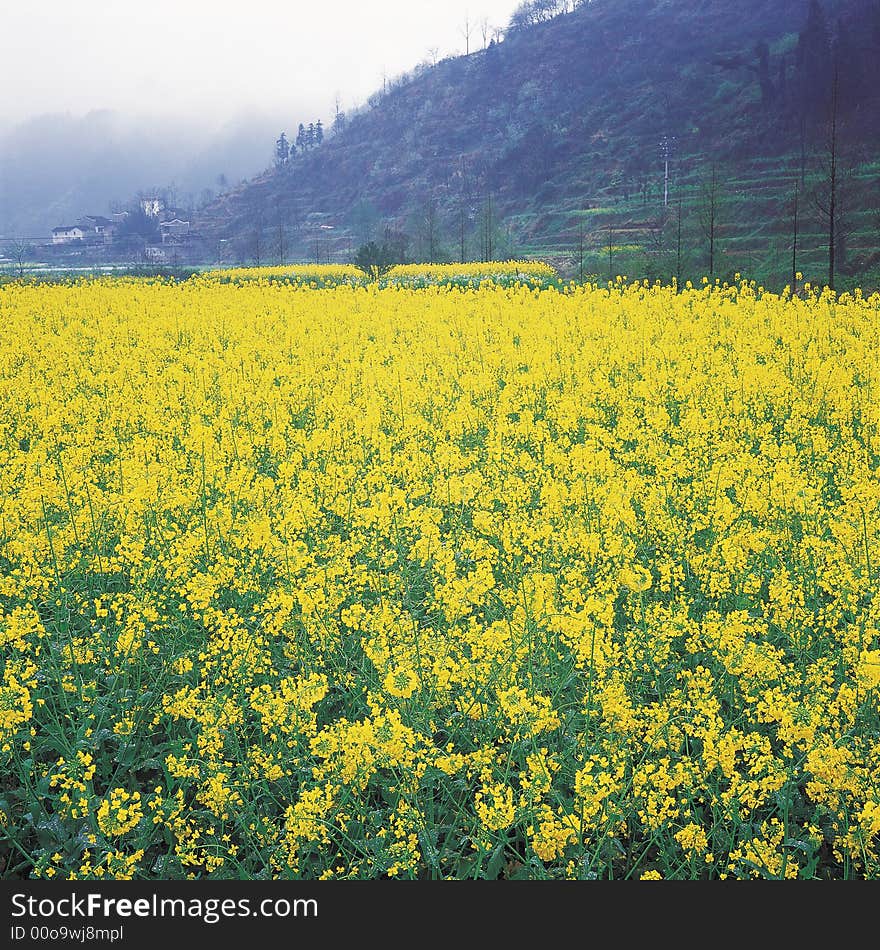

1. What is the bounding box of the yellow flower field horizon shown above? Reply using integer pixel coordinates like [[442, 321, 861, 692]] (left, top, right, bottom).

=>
[[1, 274, 879, 879]]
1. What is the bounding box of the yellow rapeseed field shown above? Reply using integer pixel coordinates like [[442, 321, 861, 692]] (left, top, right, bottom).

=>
[[1, 272, 879, 879]]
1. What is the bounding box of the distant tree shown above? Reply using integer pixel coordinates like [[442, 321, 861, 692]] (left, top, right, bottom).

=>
[[419, 197, 443, 262], [789, 182, 800, 292], [698, 164, 722, 277], [296, 124, 307, 152], [381, 226, 410, 264], [307, 123, 316, 148], [459, 202, 469, 263], [354, 240, 397, 279], [3, 239, 34, 278], [479, 192, 495, 261], [479, 16, 491, 49], [315, 120, 324, 146], [333, 95, 346, 135], [508, 0, 564, 30], [606, 217, 615, 281], [274, 131, 290, 168], [247, 204, 265, 267], [273, 205, 290, 265], [811, 63, 857, 289], [461, 13, 473, 55], [509, 2, 534, 29], [575, 221, 586, 281]]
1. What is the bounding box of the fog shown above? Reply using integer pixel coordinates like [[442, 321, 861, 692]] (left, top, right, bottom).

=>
[[1, 0, 521, 235], [0, 109, 290, 237], [2, 0, 520, 124]]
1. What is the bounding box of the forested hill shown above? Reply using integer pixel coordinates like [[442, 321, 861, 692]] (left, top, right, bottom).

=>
[[197, 0, 880, 288]]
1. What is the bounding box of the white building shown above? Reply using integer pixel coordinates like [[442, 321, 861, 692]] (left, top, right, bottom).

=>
[[159, 219, 191, 244], [52, 225, 85, 244]]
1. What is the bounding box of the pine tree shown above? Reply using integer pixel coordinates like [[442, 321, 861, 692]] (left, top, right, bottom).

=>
[[274, 132, 290, 168]]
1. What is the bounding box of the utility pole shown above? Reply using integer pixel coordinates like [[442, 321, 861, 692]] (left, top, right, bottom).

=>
[[660, 136, 674, 209]]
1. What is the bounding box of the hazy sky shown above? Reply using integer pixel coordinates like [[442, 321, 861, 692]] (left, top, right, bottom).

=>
[[3, 0, 522, 127]]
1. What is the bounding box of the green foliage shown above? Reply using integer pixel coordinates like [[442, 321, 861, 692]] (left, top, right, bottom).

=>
[[353, 241, 400, 280]]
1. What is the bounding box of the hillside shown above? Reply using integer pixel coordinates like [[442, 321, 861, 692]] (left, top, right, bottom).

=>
[[196, 0, 880, 288]]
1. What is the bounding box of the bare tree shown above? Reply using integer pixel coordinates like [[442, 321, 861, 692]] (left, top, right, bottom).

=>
[[825, 66, 839, 290], [699, 164, 721, 276], [461, 13, 472, 55], [421, 197, 441, 262], [575, 220, 586, 281], [811, 64, 854, 291], [3, 239, 34, 278], [480, 192, 495, 261], [479, 17, 491, 49], [607, 218, 615, 281], [250, 205, 265, 266]]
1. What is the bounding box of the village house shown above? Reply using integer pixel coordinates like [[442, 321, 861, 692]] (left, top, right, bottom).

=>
[[159, 218, 191, 244], [52, 225, 86, 244], [51, 216, 116, 246], [82, 215, 115, 242]]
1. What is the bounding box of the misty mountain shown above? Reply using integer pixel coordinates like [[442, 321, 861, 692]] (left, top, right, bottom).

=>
[[0, 109, 285, 238]]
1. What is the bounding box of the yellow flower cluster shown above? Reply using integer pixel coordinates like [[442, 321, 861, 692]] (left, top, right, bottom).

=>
[[1, 274, 879, 879], [385, 260, 557, 280], [97, 789, 143, 837], [203, 263, 365, 283]]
